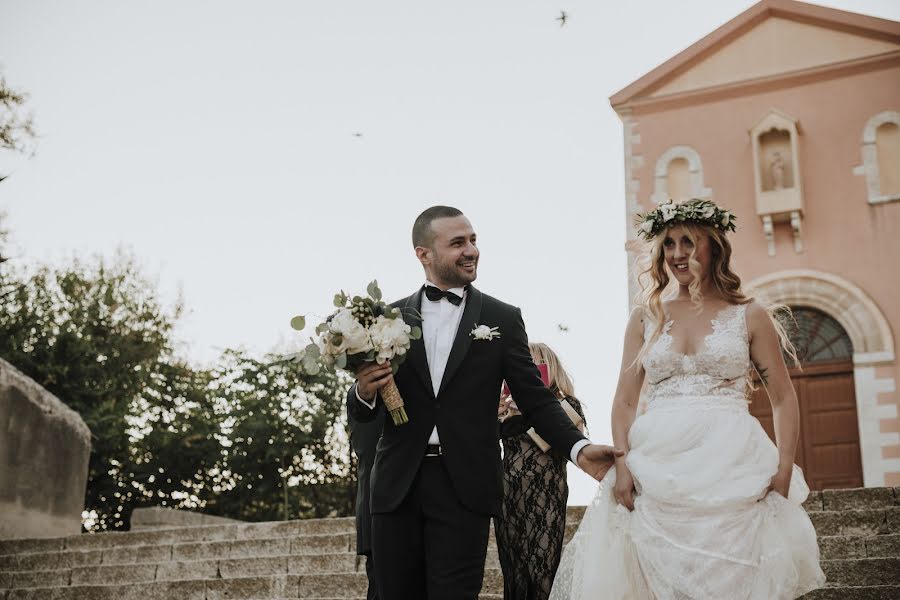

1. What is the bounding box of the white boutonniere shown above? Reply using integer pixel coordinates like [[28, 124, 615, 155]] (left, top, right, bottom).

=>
[[470, 324, 501, 341]]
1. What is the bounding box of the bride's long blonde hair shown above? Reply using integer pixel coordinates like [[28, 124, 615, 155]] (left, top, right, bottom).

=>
[[635, 221, 798, 371]]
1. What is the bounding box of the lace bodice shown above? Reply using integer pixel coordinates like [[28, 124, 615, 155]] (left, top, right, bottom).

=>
[[642, 303, 751, 406]]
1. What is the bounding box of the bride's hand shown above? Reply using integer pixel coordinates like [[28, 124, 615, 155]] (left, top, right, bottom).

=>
[[766, 467, 792, 499], [614, 465, 636, 511]]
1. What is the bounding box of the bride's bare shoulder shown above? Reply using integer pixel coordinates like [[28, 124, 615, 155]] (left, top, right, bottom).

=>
[[625, 305, 651, 337]]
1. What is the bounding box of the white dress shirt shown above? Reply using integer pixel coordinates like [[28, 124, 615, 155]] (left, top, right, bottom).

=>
[[357, 281, 589, 463], [419, 280, 467, 445]]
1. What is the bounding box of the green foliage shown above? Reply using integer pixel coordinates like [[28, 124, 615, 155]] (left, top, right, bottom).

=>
[[0, 73, 37, 155], [0, 251, 182, 530], [0, 247, 355, 530]]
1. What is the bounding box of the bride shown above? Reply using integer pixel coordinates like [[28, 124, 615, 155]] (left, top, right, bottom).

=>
[[550, 199, 825, 599]]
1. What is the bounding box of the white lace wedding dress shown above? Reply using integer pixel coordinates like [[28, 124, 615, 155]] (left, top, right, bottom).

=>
[[550, 304, 826, 600]]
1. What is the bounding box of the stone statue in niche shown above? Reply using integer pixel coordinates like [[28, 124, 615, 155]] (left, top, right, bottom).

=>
[[770, 151, 786, 190]]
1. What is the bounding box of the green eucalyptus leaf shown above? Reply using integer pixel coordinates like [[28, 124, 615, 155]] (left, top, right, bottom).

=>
[[316, 322, 330, 335], [304, 343, 320, 358], [335, 353, 348, 370], [303, 355, 321, 375], [367, 280, 382, 301], [290, 316, 306, 331], [409, 326, 422, 339], [333, 293, 344, 307]]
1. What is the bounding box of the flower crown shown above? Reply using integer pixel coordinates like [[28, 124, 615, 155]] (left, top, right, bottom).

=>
[[634, 199, 736, 241]]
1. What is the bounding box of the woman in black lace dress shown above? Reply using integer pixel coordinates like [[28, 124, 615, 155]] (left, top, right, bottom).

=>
[[495, 343, 586, 600]]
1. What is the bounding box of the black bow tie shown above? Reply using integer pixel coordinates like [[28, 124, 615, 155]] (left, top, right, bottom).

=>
[[424, 285, 464, 306]]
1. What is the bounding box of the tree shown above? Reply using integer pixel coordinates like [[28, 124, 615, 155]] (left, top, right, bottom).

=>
[[0, 247, 356, 530], [127, 349, 355, 523], [0, 251, 183, 530], [0, 73, 36, 156]]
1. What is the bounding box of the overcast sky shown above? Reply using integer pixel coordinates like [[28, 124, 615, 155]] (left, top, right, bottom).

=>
[[2, 0, 898, 505]]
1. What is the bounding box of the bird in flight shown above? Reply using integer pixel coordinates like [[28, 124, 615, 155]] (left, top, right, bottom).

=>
[[556, 11, 568, 27], [352, 132, 363, 139], [558, 323, 570, 332]]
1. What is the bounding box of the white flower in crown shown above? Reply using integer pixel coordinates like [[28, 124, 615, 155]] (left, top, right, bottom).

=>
[[720, 211, 733, 227], [659, 203, 677, 221], [639, 219, 655, 235], [470, 324, 501, 341]]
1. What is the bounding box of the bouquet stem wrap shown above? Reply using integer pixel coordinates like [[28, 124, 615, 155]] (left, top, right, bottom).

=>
[[381, 380, 408, 426]]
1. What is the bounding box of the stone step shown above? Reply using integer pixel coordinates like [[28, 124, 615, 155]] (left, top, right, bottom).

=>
[[0, 554, 900, 600], [818, 533, 900, 559], [820, 557, 900, 587], [802, 586, 900, 600], [2, 547, 504, 587], [0, 532, 355, 573], [0, 518, 356, 557], [3, 486, 895, 559], [1, 573, 505, 599], [809, 507, 900, 537], [805, 487, 900, 512]]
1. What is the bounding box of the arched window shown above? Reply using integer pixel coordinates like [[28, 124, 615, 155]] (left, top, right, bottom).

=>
[[876, 122, 900, 197], [651, 145, 711, 205], [666, 157, 691, 202], [786, 307, 853, 364], [860, 110, 900, 205]]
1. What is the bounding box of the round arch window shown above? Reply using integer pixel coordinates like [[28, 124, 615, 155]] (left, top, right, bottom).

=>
[[786, 307, 853, 364]]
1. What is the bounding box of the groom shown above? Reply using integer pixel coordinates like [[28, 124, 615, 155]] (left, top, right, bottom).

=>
[[347, 206, 620, 600]]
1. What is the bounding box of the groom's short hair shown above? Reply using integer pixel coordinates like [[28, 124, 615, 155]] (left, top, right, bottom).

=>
[[412, 206, 463, 248]]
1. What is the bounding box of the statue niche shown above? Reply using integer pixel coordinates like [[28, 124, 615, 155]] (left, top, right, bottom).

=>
[[759, 129, 794, 191], [750, 109, 804, 256]]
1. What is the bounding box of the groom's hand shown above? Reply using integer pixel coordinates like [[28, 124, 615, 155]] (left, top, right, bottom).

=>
[[356, 362, 394, 402], [576, 444, 624, 482]]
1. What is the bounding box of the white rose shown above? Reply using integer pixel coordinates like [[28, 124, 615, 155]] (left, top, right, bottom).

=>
[[640, 219, 655, 235], [700, 204, 715, 218], [720, 212, 732, 226], [328, 309, 356, 334], [470, 324, 500, 340], [659, 203, 677, 221], [369, 316, 412, 364], [328, 308, 372, 355]]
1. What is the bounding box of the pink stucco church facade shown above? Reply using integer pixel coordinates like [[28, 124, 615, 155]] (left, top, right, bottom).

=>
[[612, 0, 900, 488]]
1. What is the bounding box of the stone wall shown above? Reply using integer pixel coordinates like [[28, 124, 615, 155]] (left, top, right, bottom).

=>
[[0, 358, 91, 539], [130, 507, 242, 530]]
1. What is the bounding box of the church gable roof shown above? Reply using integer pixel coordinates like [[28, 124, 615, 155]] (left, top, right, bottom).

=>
[[610, 0, 900, 110]]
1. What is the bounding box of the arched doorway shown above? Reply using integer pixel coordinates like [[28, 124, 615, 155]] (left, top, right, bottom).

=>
[[749, 307, 864, 490]]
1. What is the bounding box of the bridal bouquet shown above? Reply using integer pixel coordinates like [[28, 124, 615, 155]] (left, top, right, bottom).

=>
[[290, 281, 421, 426]]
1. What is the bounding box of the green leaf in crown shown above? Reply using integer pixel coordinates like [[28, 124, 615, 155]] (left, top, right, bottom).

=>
[[634, 198, 737, 241]]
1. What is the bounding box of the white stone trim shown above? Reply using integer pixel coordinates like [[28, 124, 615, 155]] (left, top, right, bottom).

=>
[[855, 351, 897, 366], [650, 145, 712, 205], [880, 432, 900, 445], [859, 110, 900, 205], [621, 109, 644, 309], [853, 366, 894, 487], [747, 269, 895, 359]]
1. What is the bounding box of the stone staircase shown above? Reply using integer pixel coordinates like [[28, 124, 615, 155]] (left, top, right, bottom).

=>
[[0, 487, 897, 599]]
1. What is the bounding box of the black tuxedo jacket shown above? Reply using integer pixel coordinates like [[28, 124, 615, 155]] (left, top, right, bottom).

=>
[[347, 401, 384, 556], [347, 285, 587, 516]]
